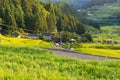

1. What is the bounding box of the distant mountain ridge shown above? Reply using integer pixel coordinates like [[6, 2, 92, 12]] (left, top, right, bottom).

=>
[[42, 0, 90, 9]]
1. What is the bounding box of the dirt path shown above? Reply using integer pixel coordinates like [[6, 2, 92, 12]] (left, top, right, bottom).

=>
[[49, 49, 120, 60]]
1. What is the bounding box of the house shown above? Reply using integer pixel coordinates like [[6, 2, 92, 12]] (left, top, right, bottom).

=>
[[53, 38, 60, 43], [26, 34, 39, 39], [43, 34, 54, 40], [107, 39, 114, 44], [70, 38, 76, 42]]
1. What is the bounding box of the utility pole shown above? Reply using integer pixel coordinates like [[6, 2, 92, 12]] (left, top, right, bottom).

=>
[[0, 27, 2, 44], [59, 31, 62, 45], [49, 0, 51, 5], [0, 18, 2, 44]]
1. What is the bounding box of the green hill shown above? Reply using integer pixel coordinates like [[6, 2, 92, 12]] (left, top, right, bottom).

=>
[[86, 3, 120, 25], [87, 3, 120, 19], [0, 0, 99, 36]]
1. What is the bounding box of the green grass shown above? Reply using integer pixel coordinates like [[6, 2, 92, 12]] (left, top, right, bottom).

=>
[[93, 34, 120, 42], [93, 26, 120, 42], [101, 26, 120, 34], [0, 45, 120, 80]]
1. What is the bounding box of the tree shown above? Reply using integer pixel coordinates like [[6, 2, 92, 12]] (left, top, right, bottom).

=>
[[81, 32, 93, 42], [76, 23, 86, 35], [61, 31, 71, 43], [46, 14, 57, 34], [0, 18, 2, 23], [0, 0, 99, 35]]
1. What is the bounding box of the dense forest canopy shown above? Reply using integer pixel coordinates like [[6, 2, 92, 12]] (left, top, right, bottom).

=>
[[0, 0, 99, 35]]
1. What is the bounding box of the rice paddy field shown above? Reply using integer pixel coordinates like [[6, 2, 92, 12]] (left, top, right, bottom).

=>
[[88, 3, 120, 19], [75, 43, 120, 58], [93, 26, 120, 42], [75, 26, 120, 58], [0, 35, 54, 48], [0, 45, 120, 80]]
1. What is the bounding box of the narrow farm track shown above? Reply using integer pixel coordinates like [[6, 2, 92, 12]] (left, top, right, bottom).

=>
[[49, 49, 120, 60]]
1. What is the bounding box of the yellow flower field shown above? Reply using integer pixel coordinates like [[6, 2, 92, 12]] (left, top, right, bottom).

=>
[[0, 35, 54, 48]]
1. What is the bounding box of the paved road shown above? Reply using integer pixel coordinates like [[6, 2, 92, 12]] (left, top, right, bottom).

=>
[[49, 49, 120, 60]]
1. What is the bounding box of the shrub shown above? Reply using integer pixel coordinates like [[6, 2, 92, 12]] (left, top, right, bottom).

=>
[[81, 32, 93, 42]]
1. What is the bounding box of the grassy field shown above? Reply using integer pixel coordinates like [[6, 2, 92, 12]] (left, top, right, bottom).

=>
[[0, 30, 120, 79], [0, 35, 54, 48], [93, 26, 120, 42], [101, 26, 120, 34], [74, 26, 120, 58], [75, 43, 120, 58], [0, 45, 120, 80], [89, 3, 120, 19]]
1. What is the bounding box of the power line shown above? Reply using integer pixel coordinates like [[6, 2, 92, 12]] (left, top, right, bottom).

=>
[[0, 23, 35, 32]]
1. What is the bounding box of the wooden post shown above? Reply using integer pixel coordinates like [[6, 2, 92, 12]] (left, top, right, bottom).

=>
[[0, 27, 2, 44]]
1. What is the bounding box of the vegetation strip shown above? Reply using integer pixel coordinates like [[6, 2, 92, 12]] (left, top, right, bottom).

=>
[[49, 49, 120, 60]]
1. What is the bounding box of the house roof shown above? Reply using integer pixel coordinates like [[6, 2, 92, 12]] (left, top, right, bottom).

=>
[[43, 34, 54, 37], [26, 34, 39, 39]]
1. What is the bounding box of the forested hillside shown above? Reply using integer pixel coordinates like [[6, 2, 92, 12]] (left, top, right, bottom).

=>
[[0, 0, 99, 35]]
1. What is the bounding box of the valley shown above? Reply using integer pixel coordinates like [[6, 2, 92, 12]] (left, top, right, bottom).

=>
[[0, 0, 120, 80]]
